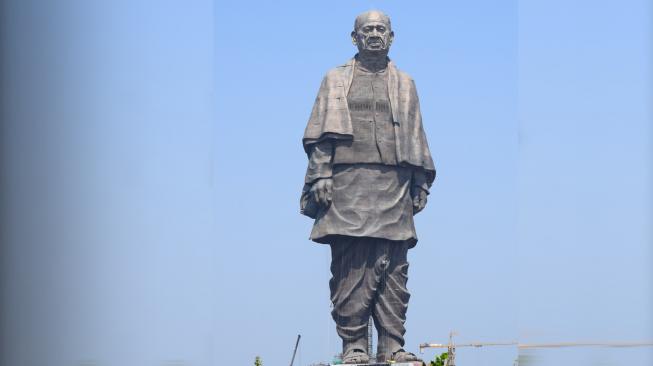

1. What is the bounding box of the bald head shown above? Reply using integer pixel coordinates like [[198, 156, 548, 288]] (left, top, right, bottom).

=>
[[351, 10, 394, 55], [354, 10, 391, 32]]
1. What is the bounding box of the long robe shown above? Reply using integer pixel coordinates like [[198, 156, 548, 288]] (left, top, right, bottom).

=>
[[301, 60, 435, 246], [308, 65, 418, 245]]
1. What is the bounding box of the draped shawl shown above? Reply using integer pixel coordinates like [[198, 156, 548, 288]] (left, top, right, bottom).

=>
[[302, 57, 436, 185]]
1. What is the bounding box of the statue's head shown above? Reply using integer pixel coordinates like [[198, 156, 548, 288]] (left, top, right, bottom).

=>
[[351, 10, 394, 55]]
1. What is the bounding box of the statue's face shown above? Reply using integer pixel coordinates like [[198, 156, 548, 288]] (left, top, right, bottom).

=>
[[351, 15, 393, 53]]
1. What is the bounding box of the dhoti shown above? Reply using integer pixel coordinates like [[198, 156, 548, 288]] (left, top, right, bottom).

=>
[[311, 164, 418, 247], [329, 236, 410, 358]]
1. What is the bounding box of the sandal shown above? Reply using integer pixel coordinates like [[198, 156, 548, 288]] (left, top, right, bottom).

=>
[[392, 349, 424, 363], [341, 348, 370, 364]]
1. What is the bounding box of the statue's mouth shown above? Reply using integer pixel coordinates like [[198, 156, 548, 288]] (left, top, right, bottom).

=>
[[367, 37, 384, 49]]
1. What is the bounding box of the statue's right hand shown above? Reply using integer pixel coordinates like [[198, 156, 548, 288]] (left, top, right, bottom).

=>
[[310, 178, 333, 207]]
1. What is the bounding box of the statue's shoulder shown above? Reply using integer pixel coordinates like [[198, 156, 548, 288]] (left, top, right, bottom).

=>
[[323, 59, 355, 81], [398, 69, 414, 83], [390, 62, 415, 84]]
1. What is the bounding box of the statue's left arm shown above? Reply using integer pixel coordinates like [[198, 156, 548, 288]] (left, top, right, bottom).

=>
[[403, 77, 435, 214], [411, 169, 429, 214]]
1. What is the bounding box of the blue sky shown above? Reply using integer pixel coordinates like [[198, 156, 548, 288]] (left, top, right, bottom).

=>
[[1, 1, 651, 365]]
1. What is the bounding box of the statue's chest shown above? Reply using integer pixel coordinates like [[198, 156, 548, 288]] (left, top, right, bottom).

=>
[[333, 68, 397, 165], [347, 71, 392, 124]]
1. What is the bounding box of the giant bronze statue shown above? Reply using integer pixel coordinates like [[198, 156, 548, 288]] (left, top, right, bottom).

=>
[[300, 10, 435, 365]]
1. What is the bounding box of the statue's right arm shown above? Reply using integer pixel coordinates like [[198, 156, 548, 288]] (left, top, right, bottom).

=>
[[305, 141, 334, 206]]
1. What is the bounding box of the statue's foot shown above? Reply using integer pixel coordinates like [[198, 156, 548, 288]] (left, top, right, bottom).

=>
[[377, 349, 423, 364], [393, 350, 423, 363], [341, 348, 370, 365]]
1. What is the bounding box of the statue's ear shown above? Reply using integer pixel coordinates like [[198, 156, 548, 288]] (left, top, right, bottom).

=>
[[388, 31, 395, 46], [351, 31, 358, 46]]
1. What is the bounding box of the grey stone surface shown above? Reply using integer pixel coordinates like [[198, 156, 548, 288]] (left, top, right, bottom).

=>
[[301, 10, 434, 364]]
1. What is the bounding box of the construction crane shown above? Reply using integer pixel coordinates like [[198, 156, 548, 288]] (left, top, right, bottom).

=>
[[289, 334, 301, 366], [419, 332, 653, 366]]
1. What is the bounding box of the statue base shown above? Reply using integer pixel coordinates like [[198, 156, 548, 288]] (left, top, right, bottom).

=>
[[333, 363, 424, 366]]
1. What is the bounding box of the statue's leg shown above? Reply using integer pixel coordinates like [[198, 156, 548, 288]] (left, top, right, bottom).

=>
[[371, 240, 411, 361], [329, 237, 379, 362]]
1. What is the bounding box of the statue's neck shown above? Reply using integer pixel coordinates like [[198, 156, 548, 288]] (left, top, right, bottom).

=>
[[356, 51, 388, 73]]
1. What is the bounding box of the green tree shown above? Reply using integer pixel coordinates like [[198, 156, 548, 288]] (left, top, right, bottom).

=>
[[254, 356, 263, 366], [430, 351, 448, 366]]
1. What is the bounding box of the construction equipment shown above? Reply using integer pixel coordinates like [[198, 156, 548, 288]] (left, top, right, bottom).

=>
[[367, 316, 374, 358], [420, 332, 653, 366], [289, 334, 301, 366]]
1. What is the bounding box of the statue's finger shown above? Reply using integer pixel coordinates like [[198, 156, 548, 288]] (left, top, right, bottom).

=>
[[326, 186, 331, 200], [322, 189, 329, 205]]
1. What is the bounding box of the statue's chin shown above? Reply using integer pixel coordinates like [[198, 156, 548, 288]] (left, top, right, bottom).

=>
[[360, 49, 389, 58]]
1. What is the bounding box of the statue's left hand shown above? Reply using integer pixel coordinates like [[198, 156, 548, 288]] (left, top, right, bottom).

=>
[[412, 187, 428, 214]]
